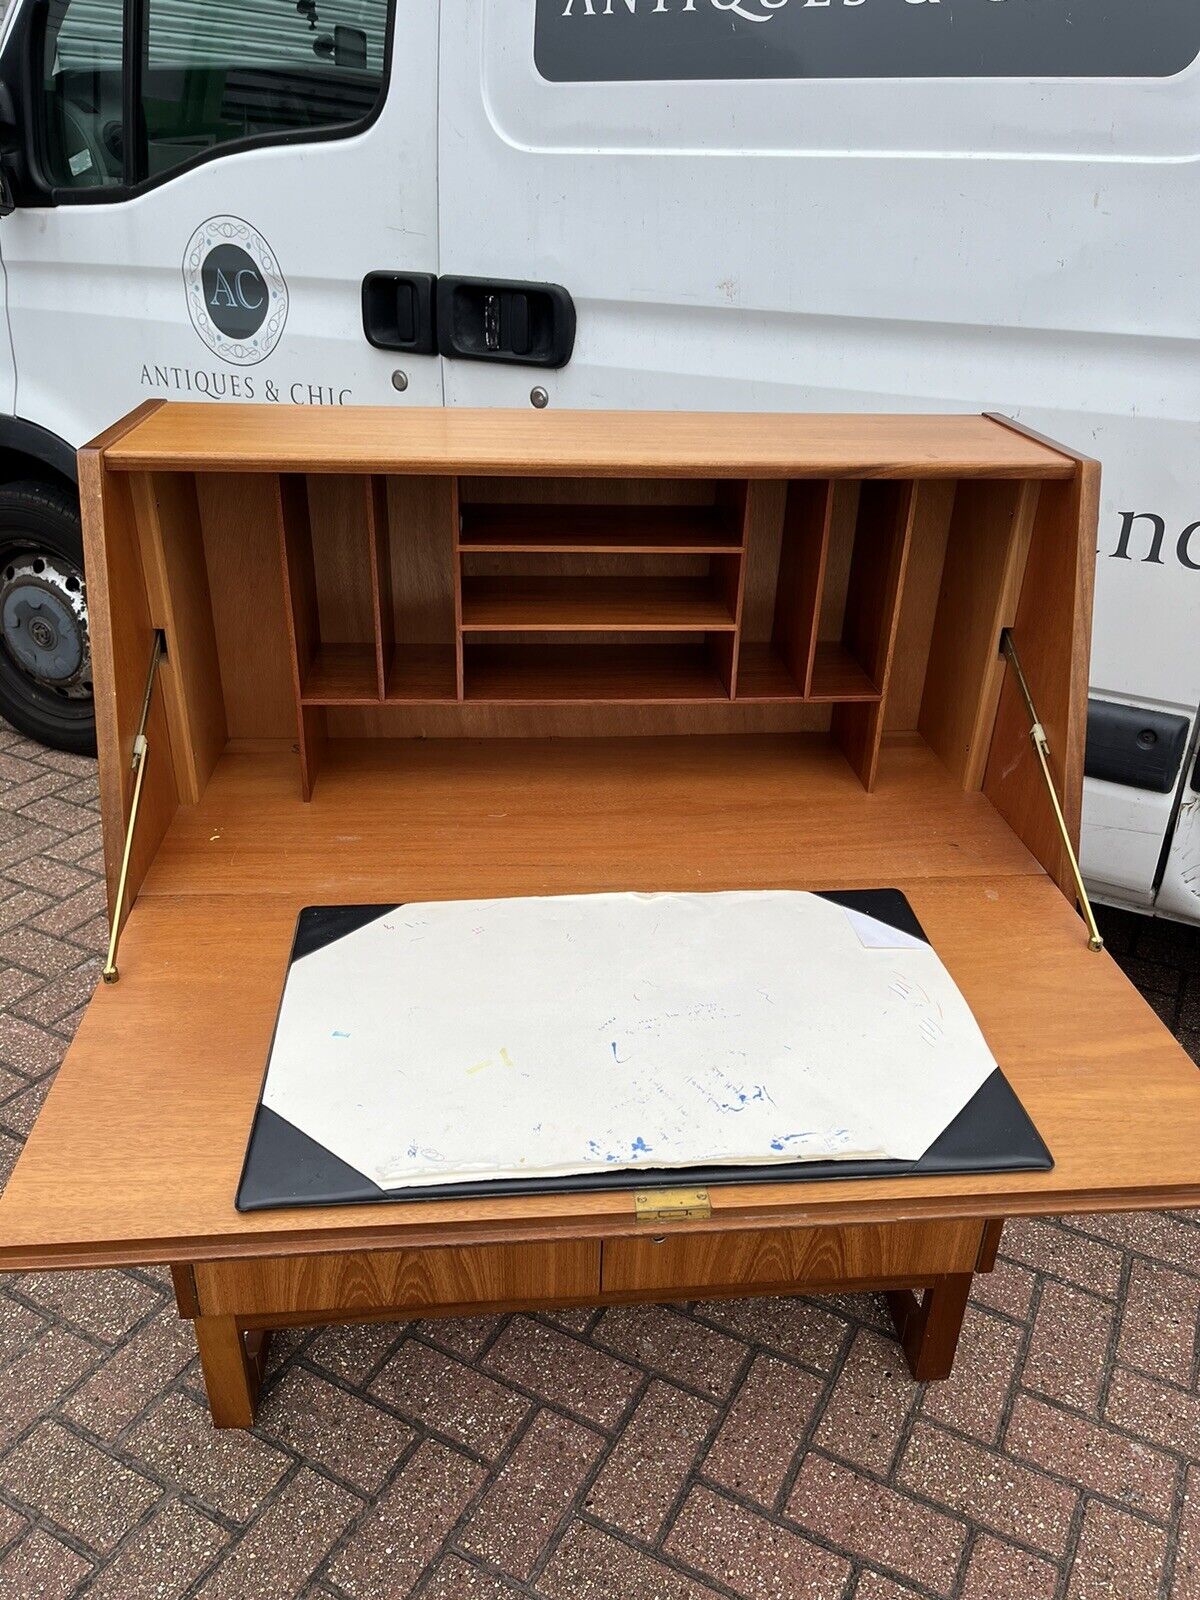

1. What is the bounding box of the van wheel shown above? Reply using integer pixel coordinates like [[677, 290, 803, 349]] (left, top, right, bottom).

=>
[[0, 481, 96, 756]]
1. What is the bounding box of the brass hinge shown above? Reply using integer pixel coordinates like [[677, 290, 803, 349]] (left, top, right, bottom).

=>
[[633, 1187, 712, 1224]]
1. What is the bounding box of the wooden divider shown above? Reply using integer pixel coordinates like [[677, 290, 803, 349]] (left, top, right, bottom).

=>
[[267, 465, 1060, 801]]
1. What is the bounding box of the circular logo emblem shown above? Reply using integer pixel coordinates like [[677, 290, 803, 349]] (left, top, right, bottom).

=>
[[182, 216, 288, 366]]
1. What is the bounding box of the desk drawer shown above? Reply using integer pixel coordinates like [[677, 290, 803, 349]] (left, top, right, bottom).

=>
[[602, 1219, 983, 1296], [195, 1240, 600, 1318]]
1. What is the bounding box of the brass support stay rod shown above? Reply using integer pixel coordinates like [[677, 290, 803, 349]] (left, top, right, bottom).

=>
[[102, 630, 165, 984], [1000, 628, 1103, 953]]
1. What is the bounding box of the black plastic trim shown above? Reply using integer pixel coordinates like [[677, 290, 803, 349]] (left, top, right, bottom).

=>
[[1085, 698, 1190, 795], [0, 415, 78, 483]]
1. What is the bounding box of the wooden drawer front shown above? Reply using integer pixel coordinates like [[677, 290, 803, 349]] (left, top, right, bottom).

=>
[[195, 1240, 600, 1318], [602, 1219, 983, 1296]]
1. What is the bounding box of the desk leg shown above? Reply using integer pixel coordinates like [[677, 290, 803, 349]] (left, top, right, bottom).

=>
[[886, 1273, 972, 1382], [194, 1315, 273, 1428]]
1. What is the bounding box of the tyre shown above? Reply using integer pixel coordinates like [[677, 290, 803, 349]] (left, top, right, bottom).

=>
[[0, 480, 96, 755]]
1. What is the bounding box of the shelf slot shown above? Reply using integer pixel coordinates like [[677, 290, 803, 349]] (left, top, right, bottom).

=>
[[384, 645, 461, 704], [366, 476, 393, 700], [832, 480, 918, 790], [463, 642, 730, 704], [276, 474, 325, 800], [774, 480, 834, 698], [459, 575, 739, 633], [458, 502, 744, 554]]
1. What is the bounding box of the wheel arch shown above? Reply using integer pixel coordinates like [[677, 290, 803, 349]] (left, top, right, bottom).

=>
[[0, 416, 78, 490]]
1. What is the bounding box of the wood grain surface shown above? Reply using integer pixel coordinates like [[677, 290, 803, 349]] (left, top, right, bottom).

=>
[[97, 407, 1078, 479], [2, 737, 1198, 1271]]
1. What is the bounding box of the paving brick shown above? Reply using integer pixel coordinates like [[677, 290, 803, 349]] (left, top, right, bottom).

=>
[[0, 1129, 22, 1188], [919, 1306, 1023, 1444], [813, 1327, 916, 1474], [824, 1292, 894, 1332], [13, 957, 101, 1026], [691, 1295, 849, 1372], [423, 1554, 526, 1599], [1004, 1393, 1177, 1521], [1106, 1366, 1200, 1459], [0, 1072, 52, 1137], [586, 1379, 716, 1539], [325, 1438, 483, 1599], [854, 1577, 922, 1600], [0, 1293, 47, 1366], [666, 1485, 851, 1600], [703, 1352, 821, 1507], [1066, 1500, 1167, 1600], [542, 1305, 600, 1335], [11, 1267, 162, 1342], [29, 881, 106, 937], [305, 1319, 406, 1385], [483, 1317, 640, 1431], [370, 1337, 529, 1459], [414, 1314, 504, 1361], [593, 1304, 746, 1401], [0, 771, 74, 814], [194, 1468, 362, 1599], [0, 887, 51, 931], [257, 1365, 415, 1492], [0, 926, 80, 978], [86, 1499, 229, 1599], [67, 912, 110, 953], [0, 821, 61, 869], [0, 1500, 24, 1548], [1176, 1465, 1200, 1600], [1001, 1219, 1123, 1297], [124, 1391, 291, 1524], [788, 1454, 966, 1596], [0, 1062, 26, 1102], [5, 853, 93, 897], [1065, 1210, 1200, 1273], [1116, 1259, 1200, 1386], [0, 1420, 160, 1553], [537, 1519, 725, 1600], [0, 965, 42, 1009], [62, 1310, 195, 1440], [0, 1527, 92, 1599], [462, 1408, 604, 1579], [898, 1422, 1078, 1557], [17, 793, 97, 833], [0, 1322, 99, 1446], [958, 1534, 1058, 1600], [0, 1010, 68, 1074], [1023, 1281, 1115, 1415]]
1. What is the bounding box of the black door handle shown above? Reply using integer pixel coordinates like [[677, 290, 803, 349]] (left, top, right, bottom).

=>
[[362, 272, 437, 354], [437, 277, 575, 368]]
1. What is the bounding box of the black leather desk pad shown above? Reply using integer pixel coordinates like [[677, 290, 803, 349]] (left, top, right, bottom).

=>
[[237, 889, 1052, 1212]]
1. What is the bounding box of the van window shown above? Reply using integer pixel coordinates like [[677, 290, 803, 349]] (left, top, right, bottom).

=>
[[41, 0, 391, 194], [41, 0, 123, 190]]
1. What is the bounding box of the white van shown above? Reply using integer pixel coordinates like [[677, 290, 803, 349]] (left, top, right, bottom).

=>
[[0, 0, 1196, 919]]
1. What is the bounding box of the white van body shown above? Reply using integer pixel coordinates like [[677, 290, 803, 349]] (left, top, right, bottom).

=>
[[0, 0, 1196, 917]]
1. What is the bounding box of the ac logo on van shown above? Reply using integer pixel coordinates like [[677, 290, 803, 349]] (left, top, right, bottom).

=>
[[183, 216, 288, 366]]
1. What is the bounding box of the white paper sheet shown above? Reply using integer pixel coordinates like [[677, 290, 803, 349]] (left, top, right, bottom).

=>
[[261, 891, 998, 1190]]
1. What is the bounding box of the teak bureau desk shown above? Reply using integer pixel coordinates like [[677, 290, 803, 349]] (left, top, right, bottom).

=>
[[2, 403, 1198, 1428]]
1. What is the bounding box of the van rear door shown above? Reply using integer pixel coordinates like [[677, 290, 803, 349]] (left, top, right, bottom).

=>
[[0, 0, 442, 447]]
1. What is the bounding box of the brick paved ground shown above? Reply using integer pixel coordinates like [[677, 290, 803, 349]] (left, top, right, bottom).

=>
[[0, 717, 1197, 1600]]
